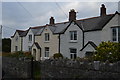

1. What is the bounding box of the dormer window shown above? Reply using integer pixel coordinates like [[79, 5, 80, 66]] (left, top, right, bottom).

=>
[[28, 35, 32, 42], [112, 27, 120, 42], [45, 33, 49, 41]]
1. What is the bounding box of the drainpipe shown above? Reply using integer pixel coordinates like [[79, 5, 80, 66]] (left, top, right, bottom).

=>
[[21, 37, 23, 51], [83, 31, 85, 47], [58, 34, 61, 53]]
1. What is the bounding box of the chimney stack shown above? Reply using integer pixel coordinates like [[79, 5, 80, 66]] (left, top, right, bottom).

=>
[[69, 9, 76, 22], [49, 17, 55, 25], [100, 4, 106, 16]]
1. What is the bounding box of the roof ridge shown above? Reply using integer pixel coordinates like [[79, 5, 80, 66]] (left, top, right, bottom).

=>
[[76, 14, 114, 21]]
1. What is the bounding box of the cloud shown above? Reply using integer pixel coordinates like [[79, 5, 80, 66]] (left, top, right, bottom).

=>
[[2, 2, 118, 38]]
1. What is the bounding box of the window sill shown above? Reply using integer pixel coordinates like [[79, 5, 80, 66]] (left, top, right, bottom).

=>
[[44, 57, 49, 59], [44, 41, 50, 43], [28, 41, 32, 43], [69, 40, 77, 43]]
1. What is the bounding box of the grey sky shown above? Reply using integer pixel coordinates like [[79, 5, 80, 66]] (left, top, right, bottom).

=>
[[2, 1, 119, 38]]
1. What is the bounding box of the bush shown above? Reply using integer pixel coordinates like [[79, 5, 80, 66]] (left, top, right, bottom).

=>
[[4, 51, 33, 58], [92, 41, 120, 62], [53, 53, 63, 59]]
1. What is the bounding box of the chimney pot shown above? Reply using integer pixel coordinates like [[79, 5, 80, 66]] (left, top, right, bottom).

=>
[[100, 4, 106, 16], [69, 9, 76, 22], [49, 17, 55, 25]]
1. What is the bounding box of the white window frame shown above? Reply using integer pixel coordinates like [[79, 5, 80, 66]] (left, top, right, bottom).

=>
[[45, 33, 50, 42], [112, 27, 120, 42], [45, 47, 49, 58], [28, 34, 32, 42], [69, 31, 77, 42], [70, 48, 77, 59]]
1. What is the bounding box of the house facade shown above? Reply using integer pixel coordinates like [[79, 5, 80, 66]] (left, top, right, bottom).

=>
[[11, 30, 25, 52], [11, 4, 120, 60]]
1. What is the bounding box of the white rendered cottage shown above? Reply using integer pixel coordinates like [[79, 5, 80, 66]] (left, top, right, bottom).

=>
[[11, 26, 44, 52], [11, 30, 26, 52], [32, 4, 120, 60], [11, 4, 120, 60]]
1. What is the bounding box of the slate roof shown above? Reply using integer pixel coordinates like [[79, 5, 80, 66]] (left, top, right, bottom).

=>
[[75, 14, 114, 32], [34, 42, 41, 49], [12, 12, 119, 37], [11, 30, 25, 38], [80, 41, 97, 51]]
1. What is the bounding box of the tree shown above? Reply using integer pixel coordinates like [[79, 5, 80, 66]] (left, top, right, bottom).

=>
[[2, 38, 11, 52]]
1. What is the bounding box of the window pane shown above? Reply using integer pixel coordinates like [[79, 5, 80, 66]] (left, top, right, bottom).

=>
[[70, 31, 77, 40], [74, 31, 77, 40], [74, 54, 77, 59], [70, 49, 76, 53], [45, 47, 49, 57], [45, 33, 49, 41], [29, 35, 32, 41], [70, 48, 77, 59], [112, 28, 117, 41], [118, 28, 120, 42]]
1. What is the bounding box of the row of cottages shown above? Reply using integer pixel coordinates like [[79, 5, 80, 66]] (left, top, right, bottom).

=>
[[11, 4, 120, 60]]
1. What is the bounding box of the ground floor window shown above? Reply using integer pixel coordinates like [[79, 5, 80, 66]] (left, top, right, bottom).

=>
[[85, 51, 94, 57], [28, 46, 31, 52], [70, 48, 77, 59], [15, 46, 18, 51], [45, 47, 49, 57]]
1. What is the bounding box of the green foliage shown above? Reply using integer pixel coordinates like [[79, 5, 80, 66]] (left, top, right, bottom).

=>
[[92, 41, 120, 62], [53, 53, 63, 59], [2, 38, 11, 52], [5, 51, 33, 58]]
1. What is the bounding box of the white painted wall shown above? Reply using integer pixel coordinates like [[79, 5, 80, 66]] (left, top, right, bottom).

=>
[[84, 31, 101, 46], [101, 14, 119, 42], [11, 32, 22, 52], [35, 26, 59, 59], [22, 29, 34, 52], [80, 44, 96, 58], [60, 22, 83, 58], [32, 44, 40, 61]]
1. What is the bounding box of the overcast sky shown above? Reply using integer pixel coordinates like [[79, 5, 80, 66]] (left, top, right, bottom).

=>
[[1, 1, 120, 38]]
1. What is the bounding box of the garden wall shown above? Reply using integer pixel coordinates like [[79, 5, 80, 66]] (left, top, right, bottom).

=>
[[2, 57, 120, 79], [2, 57, 32, 79], [41, 59, 120, 79]]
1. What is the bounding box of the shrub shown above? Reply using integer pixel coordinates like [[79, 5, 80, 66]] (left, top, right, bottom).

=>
[[4, 51, 33, 58], [53, 53, 63, 59], [92, 41, 120, 62]]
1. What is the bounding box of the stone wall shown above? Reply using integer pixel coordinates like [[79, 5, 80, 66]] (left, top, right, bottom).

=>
[[2, 57, 32, 79], [41, 59, 120, 79], [2, 57, 120, 79]]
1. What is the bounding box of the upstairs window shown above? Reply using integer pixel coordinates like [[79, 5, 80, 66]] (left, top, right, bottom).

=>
[[112, 27, 120, 42], [70, 31, 77, 41], [118, 28, 120, 42], [28, 35, 32, 41], [45, 47, 49, 57], [112, 28, 117, 41], [15, 36, 18, 41], [45, 33, 49, 41], [70, 48, 77, 59]]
